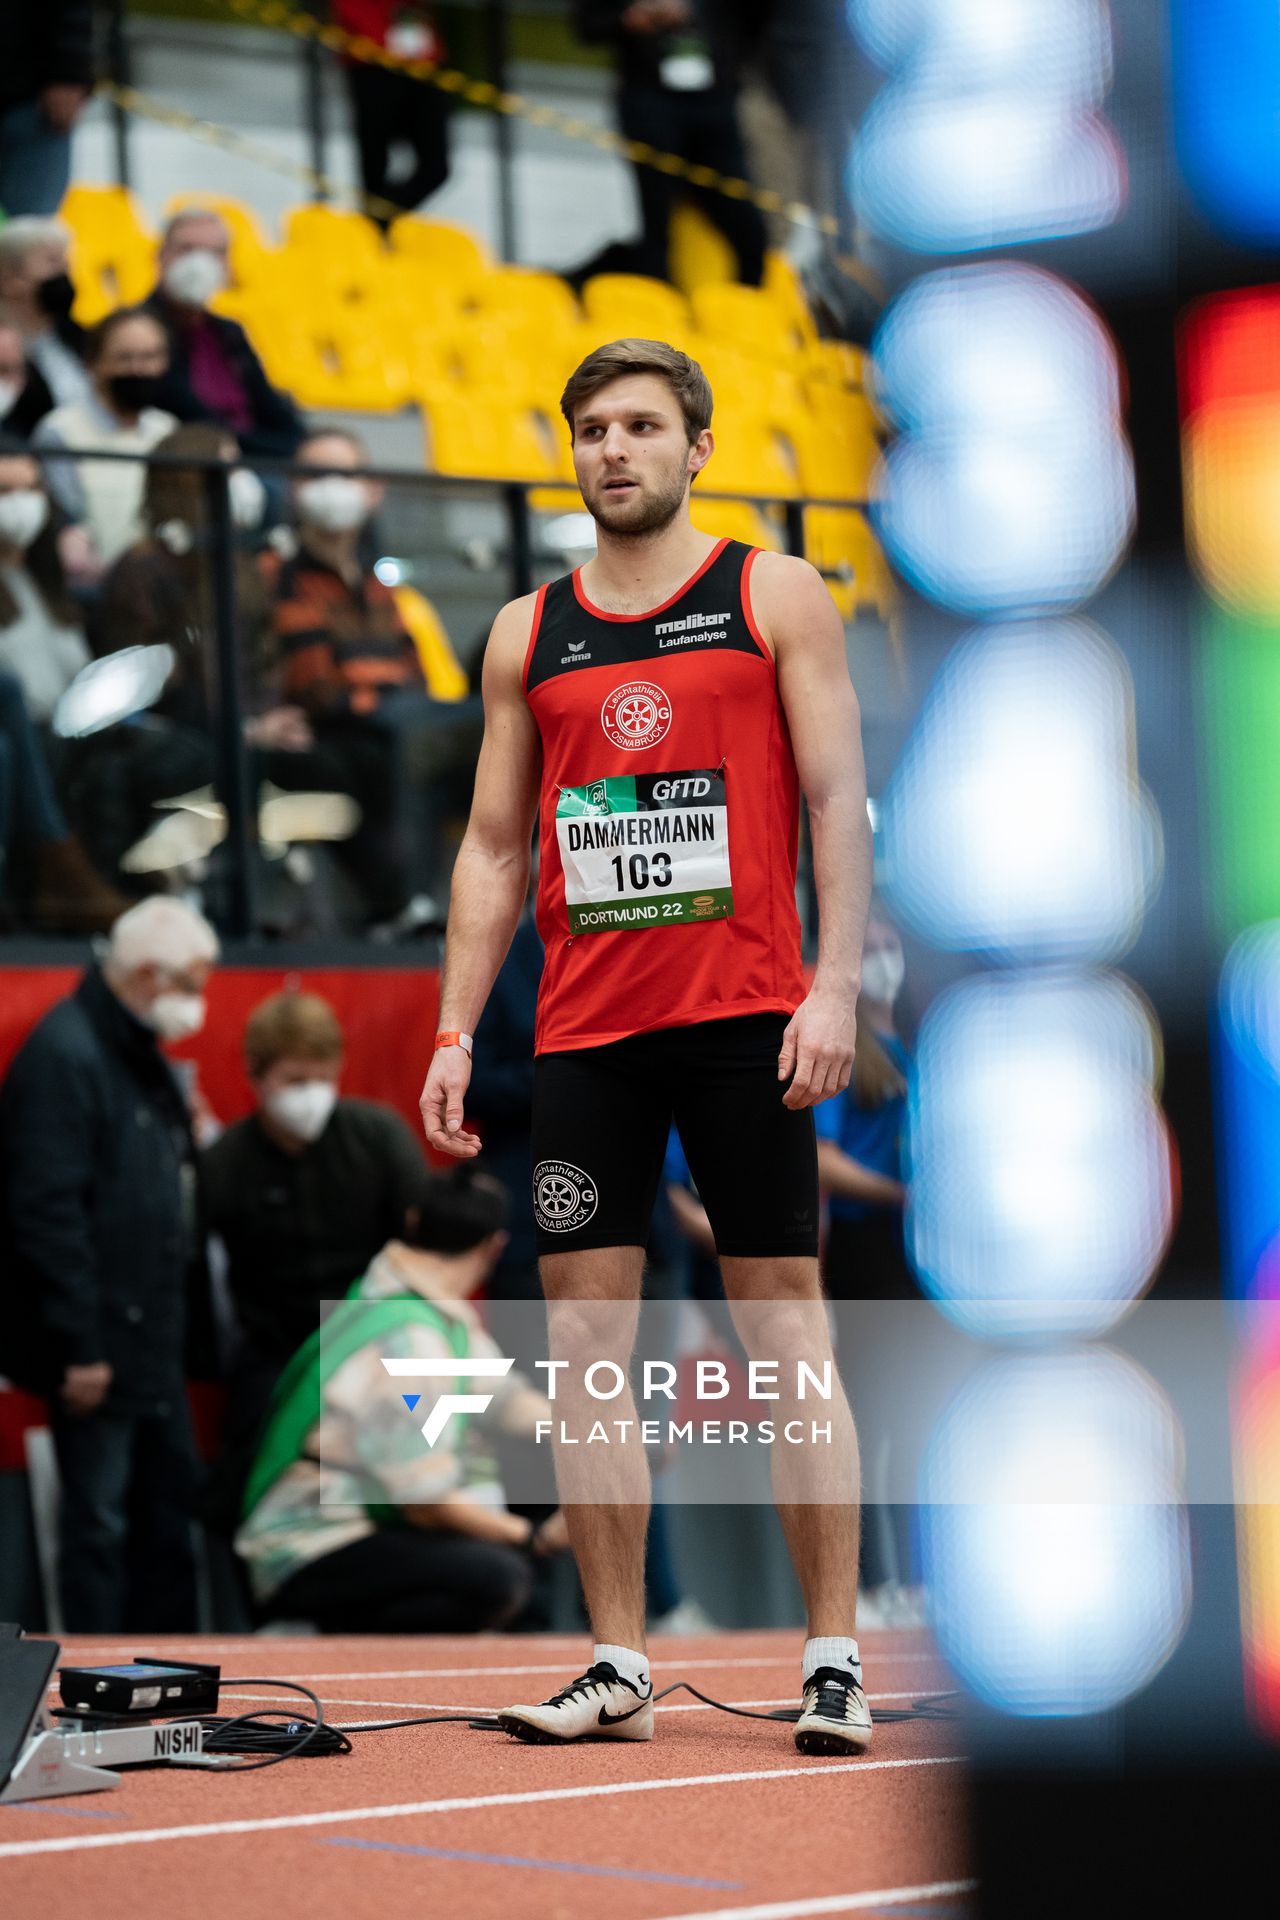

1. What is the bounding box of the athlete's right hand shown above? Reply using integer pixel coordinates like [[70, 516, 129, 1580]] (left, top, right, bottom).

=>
[[420, 1048, 482, 1158]]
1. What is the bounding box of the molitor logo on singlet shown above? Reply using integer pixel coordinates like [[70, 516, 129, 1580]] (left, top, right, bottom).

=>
[[654, 608, 731, 648], [601, 681, 673, 751]]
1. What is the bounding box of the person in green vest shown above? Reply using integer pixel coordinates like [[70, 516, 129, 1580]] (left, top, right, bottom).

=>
[[235, 1164, 569, 1631]]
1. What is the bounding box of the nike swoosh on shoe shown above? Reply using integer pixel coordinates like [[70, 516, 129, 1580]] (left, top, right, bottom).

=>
[[598, 1696, 652, 1726]]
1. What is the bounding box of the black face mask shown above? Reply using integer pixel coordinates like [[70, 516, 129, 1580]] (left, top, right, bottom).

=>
[[35, 272, 76, 322], [107, 372, 166, 413]]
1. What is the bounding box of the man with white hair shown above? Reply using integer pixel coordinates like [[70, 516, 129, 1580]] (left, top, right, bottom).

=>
[[0, 217, 92, 412], [142, 209, 304, 460], [0, 896, 219, 1630]]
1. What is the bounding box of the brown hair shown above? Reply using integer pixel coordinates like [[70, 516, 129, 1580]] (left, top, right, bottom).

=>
[[142, 421, 234, 532], [244, 990, 344, 1078], [85, 305, 168, 365], [560, 339, 713, 444]]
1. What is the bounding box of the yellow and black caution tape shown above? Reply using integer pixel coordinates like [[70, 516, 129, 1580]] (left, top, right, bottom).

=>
[[221, 0, 843, 240], [99, 78, 409, 225]]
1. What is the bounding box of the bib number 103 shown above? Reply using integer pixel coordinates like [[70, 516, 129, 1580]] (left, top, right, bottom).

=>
[[611, 851, 673, 892]]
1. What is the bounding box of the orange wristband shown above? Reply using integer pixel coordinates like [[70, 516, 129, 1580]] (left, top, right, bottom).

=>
[[435, 1031, 473, 1054]]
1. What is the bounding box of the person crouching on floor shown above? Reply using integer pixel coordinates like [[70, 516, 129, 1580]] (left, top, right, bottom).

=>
[[235, 1164, 569, 1631]]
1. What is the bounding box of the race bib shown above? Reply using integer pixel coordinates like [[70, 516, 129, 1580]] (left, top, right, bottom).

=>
[[557, 769, 733, 935]]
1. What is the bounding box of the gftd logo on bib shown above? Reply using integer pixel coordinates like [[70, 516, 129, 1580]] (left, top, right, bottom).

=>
[[601, 681, 672, 751]]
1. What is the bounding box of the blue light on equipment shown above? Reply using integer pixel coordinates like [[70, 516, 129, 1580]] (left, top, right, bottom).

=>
[[871, 266, 1134, 614], [921, 1346, 1191, 1716], [880, 620, 1159, 961], [849, 0, 1123, 253], [1170, 0, 1280, 246], [905, 970, 1173, 1339], [1217, 925, 1280, 1298]]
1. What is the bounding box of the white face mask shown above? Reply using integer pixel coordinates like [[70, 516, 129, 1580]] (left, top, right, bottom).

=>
[[861, 949, 905, 1007], [146, 991, 207, 1042], [162, 249, 228, 308], [265, 1080, 338, 1144], [0, 489, 49, 549], [229, 465, 266, 530], [297, 474, 371, 533], [0, 378, 22, 417]]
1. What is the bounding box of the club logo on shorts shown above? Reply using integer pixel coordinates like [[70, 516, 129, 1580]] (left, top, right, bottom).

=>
[[601, 681, 672, 752], [534, 1159, 599, 1233]]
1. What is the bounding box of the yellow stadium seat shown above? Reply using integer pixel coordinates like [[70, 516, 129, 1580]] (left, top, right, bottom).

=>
[[389, 216, 491, 287], [705, 408, 799, 499], [422, 394, 559, 482], [469, 267, 580, 336], [762, 252, 818, 348], [393, 586, 469, 699], [580, 274, 691, 343], [284, 203, 383, 260], [804, 507, 896, 621], [670, 199, 738, 296], [690, 495, 783, 550], [792, 397, 880, 501], [691, 283, 801, 363], [61, 187, 157, 324], [61, 183, 154, 250], [802, 339, 867, 392]]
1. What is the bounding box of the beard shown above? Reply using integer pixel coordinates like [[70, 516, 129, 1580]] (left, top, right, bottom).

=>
[[583, 460, 690, 539]]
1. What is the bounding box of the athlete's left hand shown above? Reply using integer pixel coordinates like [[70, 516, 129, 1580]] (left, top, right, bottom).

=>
[[778, 988, 856, 1108]]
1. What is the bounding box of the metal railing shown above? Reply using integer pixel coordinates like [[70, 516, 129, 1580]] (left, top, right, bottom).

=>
[[5, 443, 866, 948]]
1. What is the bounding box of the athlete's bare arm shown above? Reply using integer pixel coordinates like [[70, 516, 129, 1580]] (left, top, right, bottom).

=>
[[420, 594, 542, 1157], [752, 550, 873, 1109]]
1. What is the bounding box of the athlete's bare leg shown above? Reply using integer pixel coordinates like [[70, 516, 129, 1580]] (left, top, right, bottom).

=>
[[540, 1245, 649, 1651], [721, 1255, 861, 1636]]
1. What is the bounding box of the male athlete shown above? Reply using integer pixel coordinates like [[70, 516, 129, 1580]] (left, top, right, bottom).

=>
[[420, 340, 874, 1755]]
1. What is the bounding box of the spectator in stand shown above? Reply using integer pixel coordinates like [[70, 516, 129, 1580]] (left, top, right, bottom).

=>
[[0, 218, 92, 411], [201, 989, 434, 1511], [0, 666, 128, 932], [333, 2, 451, 223], [0, 4, 94, 218], [143, 210, 304, 461], [264, 425, 479, 925], [33, 307, 179, 589], [236, 1165, 569, 1633], [0, 897, 219, 1632], [570, 1, 766, 286], [0, 321, 54, 439], [0, 438, 89, 720]]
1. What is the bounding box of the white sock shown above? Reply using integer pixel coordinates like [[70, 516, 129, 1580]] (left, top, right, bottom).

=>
[[594, 1643, 650, 1692], [803, 1636, 861, 1683]]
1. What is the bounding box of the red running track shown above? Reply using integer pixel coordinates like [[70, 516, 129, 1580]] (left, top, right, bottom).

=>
[[0, 1628, 973, 1920]]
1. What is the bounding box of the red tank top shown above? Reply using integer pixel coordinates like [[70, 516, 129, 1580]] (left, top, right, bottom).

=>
[[523, 537, 805, 1053]]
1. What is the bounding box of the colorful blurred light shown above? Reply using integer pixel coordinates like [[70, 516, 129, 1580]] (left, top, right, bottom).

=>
[[906, 970, 1174, 1339], [850, 0, 1123, 253], [921, 1346, 1191, 1716], [872, 266, 1134, 613], [1171, 0, 1280, 246], [1234, 1322, 1280, 1738], [881, 620, 1159, 960]]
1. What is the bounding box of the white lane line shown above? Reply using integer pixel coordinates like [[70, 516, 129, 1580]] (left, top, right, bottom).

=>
[[218, 1690, 938, 1717], [644, 1880, 977, 1920], [244, 1655, 944, 1682], [0, 1756, 965, 1861]]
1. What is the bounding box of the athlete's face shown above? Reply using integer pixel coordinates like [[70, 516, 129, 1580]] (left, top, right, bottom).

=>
[[572, 375, 712, 536]]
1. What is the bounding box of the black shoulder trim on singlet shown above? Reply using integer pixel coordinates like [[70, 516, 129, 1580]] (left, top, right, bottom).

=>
[[525, 541, 766, 693]]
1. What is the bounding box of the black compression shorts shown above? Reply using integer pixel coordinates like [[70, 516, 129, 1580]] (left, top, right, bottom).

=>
[[530, 1012, 819, 1258]]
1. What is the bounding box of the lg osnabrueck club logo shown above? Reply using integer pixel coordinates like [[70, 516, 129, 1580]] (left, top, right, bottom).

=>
[[381, 1355, 514, 1445]]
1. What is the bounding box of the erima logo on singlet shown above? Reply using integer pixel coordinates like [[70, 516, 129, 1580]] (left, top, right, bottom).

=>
[[655, 609, 732, 647]]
